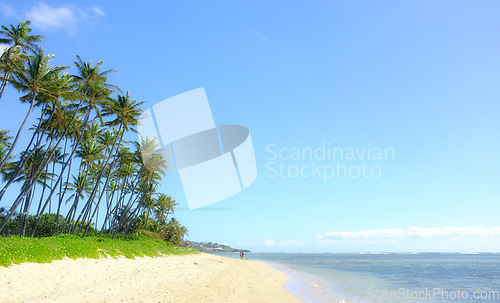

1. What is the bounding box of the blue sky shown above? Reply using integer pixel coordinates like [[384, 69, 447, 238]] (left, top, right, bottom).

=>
[[0, 1, 499, 252]]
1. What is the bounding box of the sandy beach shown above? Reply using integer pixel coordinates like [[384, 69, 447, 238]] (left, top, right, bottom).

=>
[[0, 253, 302, 303]]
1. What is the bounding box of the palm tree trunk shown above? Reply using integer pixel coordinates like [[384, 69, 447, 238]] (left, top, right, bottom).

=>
[[81, 128, 124, 237], [48, 159, 57, 214], [61, 194, 80, 233], [112, 174, 147, 237], [123, 202, 144, 234], [35, 164, 50, 218], [71, 204, 87, 234], [144, 209, 150, 229], [0, 71, 11, 102], [62, 161, 88, 234], [21, 102, 88, 236], [25, 124, 86, 236], [105, 170, 142, 236], [99, 175, 128, 235], [0, 103, 52, 201], [54, 138, 71, 233], [0, 96, 35, 171], [0, 98, 40, 231], [20, 186, 34, 237]]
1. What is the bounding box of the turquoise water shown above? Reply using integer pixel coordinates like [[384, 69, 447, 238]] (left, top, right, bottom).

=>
[[219, 253, 500, 302]]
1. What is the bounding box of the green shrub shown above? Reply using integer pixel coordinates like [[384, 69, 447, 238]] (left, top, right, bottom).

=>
[[0, 234, 198, 267]]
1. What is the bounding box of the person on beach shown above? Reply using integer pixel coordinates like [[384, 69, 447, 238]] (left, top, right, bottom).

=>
[[240, 251, 244, 260]]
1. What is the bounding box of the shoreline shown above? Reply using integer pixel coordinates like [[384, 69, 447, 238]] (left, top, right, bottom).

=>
[[266, 261, 339, 303], [208, 252, 338, 302], [0, 253, 303, 303]]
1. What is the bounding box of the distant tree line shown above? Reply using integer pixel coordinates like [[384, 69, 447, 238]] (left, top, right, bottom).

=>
[[187, 241, 250, 253]]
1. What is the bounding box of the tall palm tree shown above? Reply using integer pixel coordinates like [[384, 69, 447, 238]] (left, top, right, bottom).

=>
[[42, 146, 64, 215], [105, 137, 166, 236], [0, 50, 70, 234], [99, 149, 136, 234], [0, 20, 45, 100], [117, 138, 167, 236], [73, 55, 117, 124], [61, 172, 93, 232], [65, 136, 103, 233], [27, 56, 118, 235], [81, 92, 144, 236], [0, 75, 76, 237], [0, 72, 75, 202], [46, 104, 82, 232], [0, 49, 69, 172], [0, 20, 44, 54]]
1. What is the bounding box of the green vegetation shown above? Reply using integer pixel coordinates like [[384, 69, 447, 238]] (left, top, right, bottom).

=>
[[188, 241, 250, 253], [0, 233, 198, 267], [0, 20, 193, 266], [0, 20, 188, 242]]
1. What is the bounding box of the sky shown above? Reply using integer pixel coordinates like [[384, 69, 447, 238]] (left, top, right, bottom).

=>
[[0, 1, 499, 252]]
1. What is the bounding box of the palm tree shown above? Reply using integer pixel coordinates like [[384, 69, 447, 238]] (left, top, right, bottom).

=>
[[76, 138, 104, 167], [154, 194, 178, 228], [81, 92, 144, 236], [121, 145, 168, 234], [61, 172, 93, 233], [0, 22, 181, 239], [42, 146, 64, 215], [0, 20, 44, 54], [54, 56, 116, 217], [73, 55, 117, 124], [141, 194, 156, 229], [2, 146, 53, 236], [44, 102, 82, 232], [99, 148, 136, 234], [27, 56, 118, 236], [0, 72, 75, 202], [105, 137, 166, 236], [0, 50, 70, 234], [0, 20, 45, 100], [0, 129, 14, 182], [0, 49, 69, 172], [66, 136, 104, 233], [0, 45, 26, 101], [135, 137, 168, 174], [0, 129, 12, 165], [163, 218, 188, 246], [0, 73, 77, 237]]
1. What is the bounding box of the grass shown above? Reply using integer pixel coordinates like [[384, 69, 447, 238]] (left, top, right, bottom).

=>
[[0, 234, 198, 267]]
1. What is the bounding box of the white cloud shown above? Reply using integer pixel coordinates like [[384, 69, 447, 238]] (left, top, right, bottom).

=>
[[26, 3, 77, 33], [0, 3, 107, 35], [0, 44, 6, 54], [317, 226, 500, 241]]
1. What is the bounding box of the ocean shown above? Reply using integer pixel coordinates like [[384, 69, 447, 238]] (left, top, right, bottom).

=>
[[218, 253, 500, 302]]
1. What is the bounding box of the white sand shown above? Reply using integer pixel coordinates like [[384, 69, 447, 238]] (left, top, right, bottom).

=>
[[0, 253, 303, 303]]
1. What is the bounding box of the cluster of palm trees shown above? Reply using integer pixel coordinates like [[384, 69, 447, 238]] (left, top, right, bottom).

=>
[[0, 20, 182, 238]]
